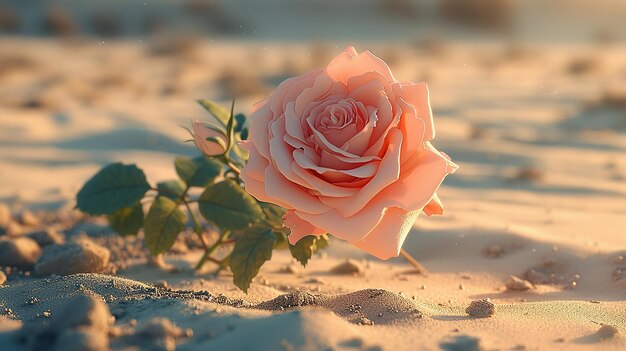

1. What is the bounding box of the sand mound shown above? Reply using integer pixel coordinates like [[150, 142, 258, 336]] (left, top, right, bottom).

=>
[[0, 274, 415, 350], [0, 274, 422, 326], [256, 289, 423, 325]]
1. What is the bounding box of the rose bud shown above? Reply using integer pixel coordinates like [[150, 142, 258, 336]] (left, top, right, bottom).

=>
[[192, 120, 228, 157]]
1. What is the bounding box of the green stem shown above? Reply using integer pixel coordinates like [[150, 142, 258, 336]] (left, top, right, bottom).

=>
[[185, 201, 209, 251], [226, 160, 241, 175], [195, 230, 230, 270], [219, 154, 241, 177]]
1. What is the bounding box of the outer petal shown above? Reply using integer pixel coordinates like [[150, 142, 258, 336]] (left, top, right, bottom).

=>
[[284, 210, 326, 245], [300, 144, 457, 247], [352, 207, 420, 259], [423, 194, 444, 216], [240, 143, 269, 182], [242, 174, 288, 207], [294, 204, 385, 244], [326, 47, 396, 84], [248, 101, 274, 158], [401, 82, 435, 141]]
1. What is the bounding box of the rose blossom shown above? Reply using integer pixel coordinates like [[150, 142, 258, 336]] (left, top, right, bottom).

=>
[[241, 47, 457, 259]]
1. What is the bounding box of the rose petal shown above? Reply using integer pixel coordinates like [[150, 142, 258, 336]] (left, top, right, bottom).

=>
[[319, 150, 380, 170], [352, 207, 420, 259], [295, 74, 335, 116], [401, 82, 435, 141], [249, 100, 274, 158], [291, 163, 359, 198], [372, 143, 458, 211], [241, 145, 269, 182], [397, 98, 426, 164], [268, 115, 313, 188], [270, 70, 321, 115], [326, 47, 396, 84], [242, 169, 291, 209], [293, 148, 378, 179], [265, 166, 328, 215], [340, 106, 378, 156], [319, 128, 403, 217], [284, 210, 326, 245], [423, 194, 444, 216], [294, 203, 386, 243]]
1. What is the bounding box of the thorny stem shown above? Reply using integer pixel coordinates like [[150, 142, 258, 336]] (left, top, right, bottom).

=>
[[400, 249, 429, 275]]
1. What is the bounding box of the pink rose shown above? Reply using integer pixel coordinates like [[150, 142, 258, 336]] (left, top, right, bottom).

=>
[[241, 47, 457, 259], [193, 120, 228, 156]]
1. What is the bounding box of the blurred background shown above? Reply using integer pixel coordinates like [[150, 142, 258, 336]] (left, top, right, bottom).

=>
[[1, 0, 626, 214]]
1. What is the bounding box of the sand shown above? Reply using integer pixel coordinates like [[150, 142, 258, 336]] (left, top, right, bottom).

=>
[[0, 36, 626, 350]]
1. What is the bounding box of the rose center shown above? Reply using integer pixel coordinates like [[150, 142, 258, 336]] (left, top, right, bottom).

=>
[[311, 99, 370, 147]]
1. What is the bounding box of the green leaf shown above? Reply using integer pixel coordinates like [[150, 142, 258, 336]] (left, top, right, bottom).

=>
[[229, 226, 276, 293], [240, 128, 249, 140], [315, 235, 330, 250], [144, 197, 187, 255], [76, 163, 150, 215], [174, 155, 222, 187], [198, 179, 263, 231], [289, 234, 328, 267], [107, 203, 144, 236], [156, 180, 186, 201], [197, 99, 230, 128], [259, 202, 286, 229], [273, 229, 289, 249]]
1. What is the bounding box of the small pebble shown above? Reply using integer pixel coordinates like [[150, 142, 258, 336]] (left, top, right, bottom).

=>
[[19, 211, 39, 227], [505, 275, 533, 292], [27, 228, 65, 247], [4, 222, 25, 237], [154, 280, 169, 289], [466, 299, 495, 318], [330, 260, 363, 275], [0, 237, 42, 269], [34, 238, 110, 276]]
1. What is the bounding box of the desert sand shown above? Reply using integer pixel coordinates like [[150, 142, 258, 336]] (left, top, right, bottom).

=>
[[1, 37, 626, 350]]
